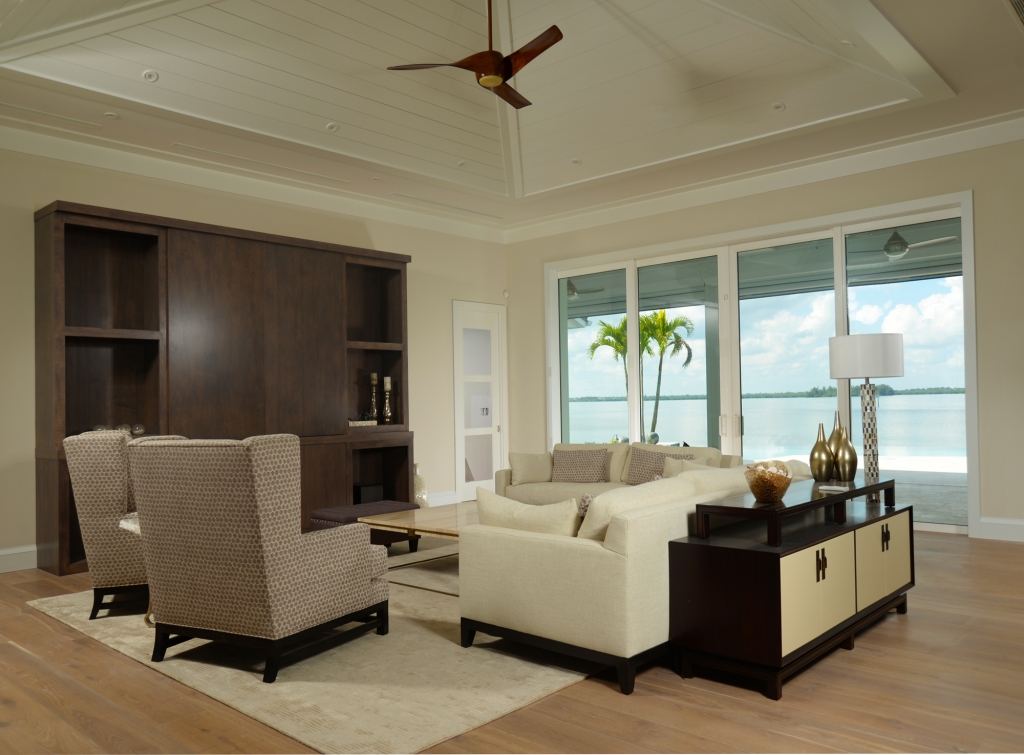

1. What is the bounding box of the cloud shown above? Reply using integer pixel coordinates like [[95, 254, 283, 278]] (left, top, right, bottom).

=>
[[851, 304, 885, 325]]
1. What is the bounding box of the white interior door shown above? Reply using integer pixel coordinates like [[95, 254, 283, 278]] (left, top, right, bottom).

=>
[[454, 302, 508, 501]]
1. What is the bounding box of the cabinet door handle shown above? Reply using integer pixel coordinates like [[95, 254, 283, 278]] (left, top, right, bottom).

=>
[[882, 524, 886, 552], [885, 523, 891, 551], [815, 549, 821, 582], [821, 547, 827, 580]]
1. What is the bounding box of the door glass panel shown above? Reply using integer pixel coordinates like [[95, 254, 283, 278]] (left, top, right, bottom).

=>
[[738, 238, 836, 462], [559, 269, 629, 443], [845, 218, 965, 526], [464, 382, 493, 429], [464, 434, 493, 483], [637, 256, 720, 448], [463, 328, 491, 375]]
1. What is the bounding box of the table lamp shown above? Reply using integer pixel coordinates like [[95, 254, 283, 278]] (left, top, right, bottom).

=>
[[829, 333, 904, 504]]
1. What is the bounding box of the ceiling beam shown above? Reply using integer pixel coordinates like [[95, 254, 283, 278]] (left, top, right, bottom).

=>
[[0, 0, 218, 64]]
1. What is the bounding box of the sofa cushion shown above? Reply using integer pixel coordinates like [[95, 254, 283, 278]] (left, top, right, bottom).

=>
[[620, 443, 723, 481], [502, 481, 628, 506], [554, 443, 629, 484], [551, 449, 607, 483], [679, 466, 752, 497], [578, 476, 698, 541], [509, 452, 553, 486], [662, 456, 713, 478], [476, 488, 580, 536]]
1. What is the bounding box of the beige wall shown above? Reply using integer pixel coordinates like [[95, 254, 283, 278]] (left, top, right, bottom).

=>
[[504, 139, 1024, 521], [0, 148, 506, 554]]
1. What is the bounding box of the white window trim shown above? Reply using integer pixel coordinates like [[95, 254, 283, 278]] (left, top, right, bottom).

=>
[[545, 191, 1005, 541]]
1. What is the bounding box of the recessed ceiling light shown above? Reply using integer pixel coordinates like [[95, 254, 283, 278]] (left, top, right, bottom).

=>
[[841, 39, 854, 46], [103, 112, 119, 119], [142, 70, 159, 82], [571, 158, 582, 166], [773, 102, 786, 111], [371, 176, 381, 181], [325, 122, 339, 132], [457, 160, 467, 167]]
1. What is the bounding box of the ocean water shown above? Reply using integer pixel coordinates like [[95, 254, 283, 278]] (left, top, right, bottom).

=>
[[566, 394, 967, 460]]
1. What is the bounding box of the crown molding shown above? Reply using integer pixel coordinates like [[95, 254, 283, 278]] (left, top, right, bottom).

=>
[[2, 110, 1024, 246], [0, 123, 506, 242]]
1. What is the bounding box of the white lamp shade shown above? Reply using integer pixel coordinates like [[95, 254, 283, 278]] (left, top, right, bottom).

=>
[[829, 334, 904, 379]]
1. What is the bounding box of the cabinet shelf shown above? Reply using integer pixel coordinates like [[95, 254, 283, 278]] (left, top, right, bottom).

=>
[[64, 326, 161, 340], [348, 341, 403, 351]]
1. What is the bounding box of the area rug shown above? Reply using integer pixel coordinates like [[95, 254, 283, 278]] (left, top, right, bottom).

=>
[[29, 583, 593, 754], [388, 554, 460, 596]]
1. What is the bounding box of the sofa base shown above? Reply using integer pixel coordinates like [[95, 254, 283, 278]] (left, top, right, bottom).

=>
[[153, 600, 389, 683], [90, 583, 149, 620], [460, 617, 669, 695]]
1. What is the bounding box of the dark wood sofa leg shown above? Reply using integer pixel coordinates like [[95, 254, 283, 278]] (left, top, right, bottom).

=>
[[461, 620, 476, 648], [263, 650, 280, 684], [616, 659, 636, 695], [152, 629, 169, 662], [376, 603, 389, 636], [409, 536, 420, 553]]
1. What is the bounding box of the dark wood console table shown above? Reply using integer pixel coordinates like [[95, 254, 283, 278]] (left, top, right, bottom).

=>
[[671, 482, 914, 700], [694, 476, 895, 546]]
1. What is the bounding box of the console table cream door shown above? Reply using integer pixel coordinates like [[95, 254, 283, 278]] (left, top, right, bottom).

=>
[[453, 301, 509, 501], [856, 510, 913, 610], [780, 532, 856, 655]]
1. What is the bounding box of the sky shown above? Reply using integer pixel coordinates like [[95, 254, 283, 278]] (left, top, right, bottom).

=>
[[564, 276, 964, 398]]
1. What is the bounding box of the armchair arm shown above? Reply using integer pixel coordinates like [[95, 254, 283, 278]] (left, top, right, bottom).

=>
[[719, 454, 744, 468], [460, 524, 631, 656], [495, 469, 511, 497]]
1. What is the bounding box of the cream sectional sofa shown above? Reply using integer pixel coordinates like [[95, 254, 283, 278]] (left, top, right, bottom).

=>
[[494, 442, 744, 505]]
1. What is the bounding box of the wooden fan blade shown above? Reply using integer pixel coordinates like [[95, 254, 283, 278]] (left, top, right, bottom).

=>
[[387, 63, 451, 70], [491, 82, 531, 109], [451, 50, 504, 75], [506, 25, 562, 76]]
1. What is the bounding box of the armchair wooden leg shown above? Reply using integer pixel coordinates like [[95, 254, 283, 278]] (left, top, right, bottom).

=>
[[89, 589, 105, 620], [152, 630, 170, 662], [461, 620, 476, 648], [263, 651, 280, 684], [376, 603, 389, 636], [616, 659, 636, 695]]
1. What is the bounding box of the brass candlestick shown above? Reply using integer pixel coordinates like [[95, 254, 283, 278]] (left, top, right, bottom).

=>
[[370, 373, 378, 421], [383, 376, 393, 424]]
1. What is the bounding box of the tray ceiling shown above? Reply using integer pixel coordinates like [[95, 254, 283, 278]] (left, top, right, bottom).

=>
[[0, 0, 993, 228]]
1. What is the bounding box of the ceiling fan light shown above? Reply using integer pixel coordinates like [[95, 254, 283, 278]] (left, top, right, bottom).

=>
[[883, 230, 909, 260], [478, 74, 503, 88]]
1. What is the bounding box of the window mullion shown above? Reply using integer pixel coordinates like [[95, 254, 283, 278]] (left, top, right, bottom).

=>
[[626, 261, 641, 444]]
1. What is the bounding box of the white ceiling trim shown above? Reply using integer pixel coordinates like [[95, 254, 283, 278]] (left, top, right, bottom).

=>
[[0, 0, 219, 64], [2, 110, 1023, 246]]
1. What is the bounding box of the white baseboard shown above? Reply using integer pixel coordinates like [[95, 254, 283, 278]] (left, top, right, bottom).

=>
[[426, 490, 457, 506], [914, 522, 968, 535], [0, 544, 37, 574], [970, 516, 1024, 543]]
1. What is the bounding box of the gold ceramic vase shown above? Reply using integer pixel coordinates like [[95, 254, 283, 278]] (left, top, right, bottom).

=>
[[809, 423, 835, 482], [834, 426, 858, 481], [827, 411, 843, 460]]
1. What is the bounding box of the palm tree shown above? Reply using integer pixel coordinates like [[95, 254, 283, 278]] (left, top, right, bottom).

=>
[[587, 316, 649, 397], [641, 310, 694, 435]]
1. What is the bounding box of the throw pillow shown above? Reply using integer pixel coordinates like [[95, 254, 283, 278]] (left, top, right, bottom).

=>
[[577, 493, 595, 519], [551, 449, 607, 483], [553, 443, 630, 483], [624, 446, 691, 485], [577, 476, 698, 540], [476, 488, 580, 536], [509, 452, 553, 486]]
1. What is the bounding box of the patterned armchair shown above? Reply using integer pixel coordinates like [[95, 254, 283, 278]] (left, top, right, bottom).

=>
[[127, 434, 389, 683], [63, 429, 150, 619]]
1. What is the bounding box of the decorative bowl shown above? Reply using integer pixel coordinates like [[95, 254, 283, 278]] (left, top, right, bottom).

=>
[[745, 460, 793, 503]]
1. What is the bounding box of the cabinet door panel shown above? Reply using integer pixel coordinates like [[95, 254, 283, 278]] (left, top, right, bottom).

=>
[[264, 245, 347, 436], [819, 532, 856, 632], [168, 230, 265, 439], [885, 511, 913, 593], [780, 545, 821, 656], [856, 521, 888, 611]]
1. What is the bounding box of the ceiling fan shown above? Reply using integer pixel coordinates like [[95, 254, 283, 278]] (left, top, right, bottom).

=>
[[387, 0, 562, 109], [873, 230, 959, 261], [566, 279, 605, 300]]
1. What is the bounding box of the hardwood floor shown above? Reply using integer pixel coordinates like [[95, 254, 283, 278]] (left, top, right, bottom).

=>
[[2, 532, 1023, 753]]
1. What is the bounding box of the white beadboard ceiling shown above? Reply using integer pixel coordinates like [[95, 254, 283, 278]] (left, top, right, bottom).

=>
[[0, 0, 984, 225]]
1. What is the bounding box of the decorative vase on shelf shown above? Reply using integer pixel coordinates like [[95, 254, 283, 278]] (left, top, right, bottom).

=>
[[809, 423, 835, 482], [413, 462, 428, 508], [826, 411, 843, 460], [834, 426, 858, 481], [383, 376, 393, 425], [370, 372, 378, 421]]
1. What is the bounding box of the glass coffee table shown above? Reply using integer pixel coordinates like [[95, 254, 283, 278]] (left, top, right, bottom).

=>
[[356, 501, 478, 541]]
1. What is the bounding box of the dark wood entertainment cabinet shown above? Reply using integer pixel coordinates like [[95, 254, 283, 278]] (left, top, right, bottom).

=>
[[35, 201, 413, 575], [669, 479, 914, 699]]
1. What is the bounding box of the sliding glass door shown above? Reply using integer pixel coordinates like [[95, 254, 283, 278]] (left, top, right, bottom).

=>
[[845, 218, 966, 525], [736, 238, 836, 462]]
